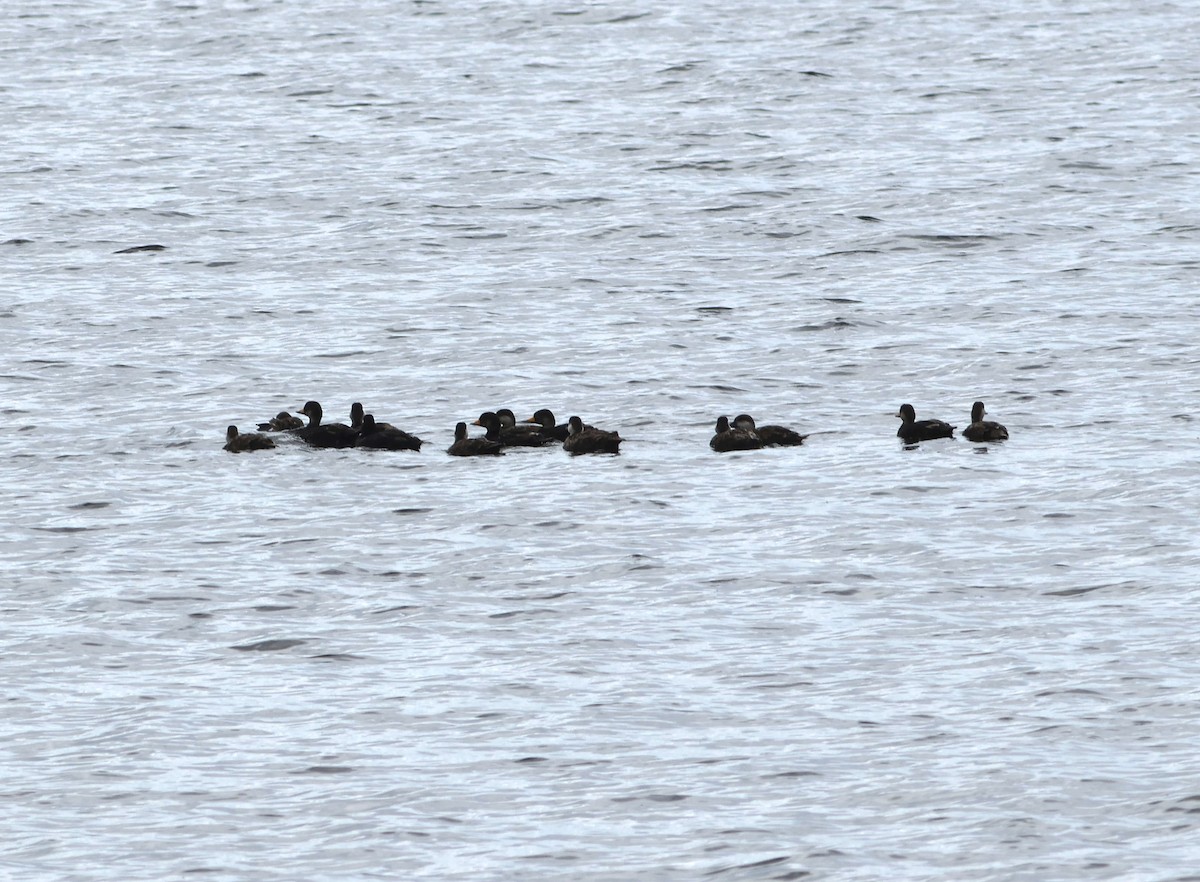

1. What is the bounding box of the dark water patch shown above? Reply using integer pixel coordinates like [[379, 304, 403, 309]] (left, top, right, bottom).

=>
[[907, 234, 998, 245], [764, 770, 819, 779], [314, 351, 369, 359], [515, 756, 548, 764], [34, 526, 93, 533], [856, 215, 882, 222], [504, 591, 570, 601], [754, 681, 812, 690], [254, 605, 295, 612], [648, 160, 734, 173], [612, 793, 689, 803], [1044, 585, 1107, 597], [792, 319, 858, 331], [817, 249, 883, 257], [1035, 688, 1106, 699], [146, 595, 210, 603], [705, 855, 791, 876], [4, 238, 34, 245], [489, 609, 556, 620], [393, 508, 433, 515], [68, 501, 111, 509], [231, 639, 307, 652], [373, 605, 420, 615], [294, 765, 353, 774], [188, 612, 213, 619], [205, 260, 238, 268], [311, 653, 362, 661], [113, 244, 166, 253]]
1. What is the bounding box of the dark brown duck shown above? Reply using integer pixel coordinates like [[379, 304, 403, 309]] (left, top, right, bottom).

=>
[[710, 415, 763, 452], [962, 401, 1009, 442], [448, 421, 505, 457], [224, 425, 276, 453], [563, 415, 622, 455]]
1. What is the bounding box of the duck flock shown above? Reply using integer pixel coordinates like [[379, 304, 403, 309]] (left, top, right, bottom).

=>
[[223, 400, 1009, 454]]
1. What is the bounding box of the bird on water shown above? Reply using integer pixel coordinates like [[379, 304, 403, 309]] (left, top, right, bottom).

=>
[[731, 414, 807, 447], [895, 403, 955, 444], [710, 415, 764, 452], [472, 411, 554, 448], [294, 401, 358, 449], [224, 425, 276, 453], [522, 408, 572, 442], [256, 411, 304, 432], [448, 421, 505, 456], [563, 415, 622, 455], [354, 413, 423, 451], [962, 401, 1009, 442]]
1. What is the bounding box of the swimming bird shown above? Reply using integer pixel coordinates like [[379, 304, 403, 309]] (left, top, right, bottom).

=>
[[563, 415, 622, 455], [348, 401, 398, 432], [472, 411, 554, 447], [354, 413, 423, 451], [496, 408, 557, 445], [732, 414, 807, 447], [962, 401, 1009, 442], [896, 403, 955, 444], [522, 408, 572, 442], [224, 425, 276, 453], [448, 421, 505, 457], [710, 415, 763, 452], [295, 401, 358, 449], [256, 411, 304, 432]]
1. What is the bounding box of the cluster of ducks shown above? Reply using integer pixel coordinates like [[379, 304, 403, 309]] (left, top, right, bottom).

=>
[[223, 402, 622, 455], [224, 400, 1009, 455]]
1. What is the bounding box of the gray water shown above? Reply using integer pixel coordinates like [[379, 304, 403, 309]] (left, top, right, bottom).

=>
[[4, 1, 1200, 879]]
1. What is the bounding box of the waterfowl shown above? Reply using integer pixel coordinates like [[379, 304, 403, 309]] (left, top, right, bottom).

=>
[[256, 411, 304, 432], [523, 408, 571, 441], [710, 415, 763, 452], [224, 425, 275, 453], [295, 401, 358, 449], [472, 411, 554, 447], [448, 421, 504, 456], [348, 402, 397, 432], [732, 414, 807, 447], [496, 408, 557, 445], [896, 403, 955, 444], [962, 401, 1009, 442], [354, 414, 423, 451], [563, 415, 622, 455]]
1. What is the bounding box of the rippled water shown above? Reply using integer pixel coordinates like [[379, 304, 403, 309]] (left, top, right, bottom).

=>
[[4, 1, 1200, 879]]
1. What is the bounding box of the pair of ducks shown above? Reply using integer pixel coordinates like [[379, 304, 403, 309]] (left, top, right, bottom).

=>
[[710, 414, 808, 452], [454, 409, 622, 456], [225, 401, 422, 453], [896, 401, 1009, 444]]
